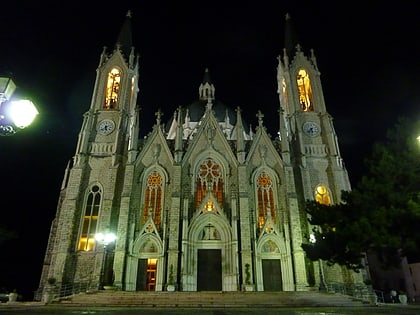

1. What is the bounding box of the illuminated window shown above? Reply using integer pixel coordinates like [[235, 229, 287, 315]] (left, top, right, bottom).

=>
[[142, 171, 163, 226], [256, 172, 276, 229], [78, 185, 101, 251], [315, 185, 331, 205], [104, 68, 121, 109], [196, 159, 223, 207], [296, 69, 313, 112]]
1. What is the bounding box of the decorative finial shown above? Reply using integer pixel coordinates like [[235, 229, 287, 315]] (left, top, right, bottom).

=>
[[256, 110, 264, 127], [155, 109, 163, 125]]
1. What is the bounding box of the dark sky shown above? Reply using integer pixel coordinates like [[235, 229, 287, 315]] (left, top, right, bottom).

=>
[[0, 1, 419, 299]]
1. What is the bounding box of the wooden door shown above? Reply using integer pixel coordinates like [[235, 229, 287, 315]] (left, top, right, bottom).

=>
[[197, 249, 222, 291], [262, 259, 282, 291]]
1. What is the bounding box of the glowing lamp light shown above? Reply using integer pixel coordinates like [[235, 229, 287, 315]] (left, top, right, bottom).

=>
[[0, 76, 39, 136], [7, 99, 39, 128], [95, 232, 117, 246]]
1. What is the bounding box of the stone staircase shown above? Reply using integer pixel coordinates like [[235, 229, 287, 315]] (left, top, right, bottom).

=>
[[55, 290, 372, 308]]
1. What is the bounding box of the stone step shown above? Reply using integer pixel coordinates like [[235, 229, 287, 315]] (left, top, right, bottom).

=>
[[56, 291, 370, 308]]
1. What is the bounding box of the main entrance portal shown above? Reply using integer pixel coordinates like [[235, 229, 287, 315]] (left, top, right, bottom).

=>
[[197, 249, 222, 291], [136, 258, 157, 291], [262, 259, 282, 291]]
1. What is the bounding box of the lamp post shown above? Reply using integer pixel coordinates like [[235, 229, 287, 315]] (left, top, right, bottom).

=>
[[0, 76, 38, 136], [309, 233, 327, 291], [95, 231, 117, 289]]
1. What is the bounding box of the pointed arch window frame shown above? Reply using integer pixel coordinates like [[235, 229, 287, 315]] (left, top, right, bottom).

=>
[[254, 170, 278, 230], [314, 184, 332, 205], [141, 170, 165, 227], [104, 67, 122, 110], [296, 69, 314, 112], [195, 158, 224, 208], [78, 184, 103, 251]]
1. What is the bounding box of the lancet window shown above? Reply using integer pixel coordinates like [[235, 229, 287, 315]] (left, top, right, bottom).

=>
[[256, 172, 276, 229], [315, 184, 331, 205], [195, 159, 224, 207], [104, 68, 121, 109], [142, 171, 163, 227], [297, 69, 313, 112], [78, 185, 102, 251]]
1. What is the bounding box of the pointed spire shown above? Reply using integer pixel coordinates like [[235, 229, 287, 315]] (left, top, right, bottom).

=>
[[203, 67, 212, 84], [115, 10, 133, 59], [284, 13, 300, 58], [174, 106, 184, 163], [235, 107, 246, 163]]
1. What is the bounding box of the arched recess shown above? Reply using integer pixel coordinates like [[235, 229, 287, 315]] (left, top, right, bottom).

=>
[[314, 184, 333, 205], [125, 233, 164, 291], [138, 165, 169, 230], [191, 151, 231, 209], [77, 182, 104, 252], [181, 194, 237, 291], [296, 68, 314, 112], [255, 234, 294, 292], [104, 67, 122, 110], [251, 167, 281, 233]]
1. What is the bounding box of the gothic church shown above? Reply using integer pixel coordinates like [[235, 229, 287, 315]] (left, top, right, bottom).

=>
[[37, 11, 364, 297]]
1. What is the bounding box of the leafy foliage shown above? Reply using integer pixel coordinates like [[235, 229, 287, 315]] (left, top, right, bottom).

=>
[[302, 116, 420, 270]]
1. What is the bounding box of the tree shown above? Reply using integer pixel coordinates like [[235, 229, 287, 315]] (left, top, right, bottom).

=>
[[302, 116, 420, 270]]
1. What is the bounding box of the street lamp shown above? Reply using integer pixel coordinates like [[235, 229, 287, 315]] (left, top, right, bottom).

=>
[[309, 232, 327, 291], [0, 76, 38, 136], [95, 231, 117, 289]]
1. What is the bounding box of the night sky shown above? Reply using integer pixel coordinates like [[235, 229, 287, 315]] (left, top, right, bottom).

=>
[[0, 1, 419, 300]]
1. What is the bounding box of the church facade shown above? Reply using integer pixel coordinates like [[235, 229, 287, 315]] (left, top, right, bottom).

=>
[[37, 12, 364, 297]]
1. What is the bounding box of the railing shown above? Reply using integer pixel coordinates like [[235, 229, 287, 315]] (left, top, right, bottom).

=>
[[34, 281, 99, 301], [57, 281, 99, 298], [325, 282, 376, 302]]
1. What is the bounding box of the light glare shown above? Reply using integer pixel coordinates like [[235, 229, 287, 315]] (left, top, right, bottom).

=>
[[7, 99, 39, 128]]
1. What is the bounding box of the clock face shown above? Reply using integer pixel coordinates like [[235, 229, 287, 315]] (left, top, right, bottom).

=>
[[98, 119, 115, 135], [302, 121, 320, 137]]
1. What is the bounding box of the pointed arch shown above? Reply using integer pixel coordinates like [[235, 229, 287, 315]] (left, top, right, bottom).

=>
[[189, 212, 231, 243], [253, 169, 280, 231], [296, 69, 313, 112], [77, 183, 103, 251], [141, 169, 166, 227], [133, 233, 164, 257], [104, 67, 122, 109], [314, 184, 332, 205], [194, 157, 225, 207]]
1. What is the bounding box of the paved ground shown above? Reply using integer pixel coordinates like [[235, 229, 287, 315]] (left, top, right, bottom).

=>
[[1, 303, 420, 314]]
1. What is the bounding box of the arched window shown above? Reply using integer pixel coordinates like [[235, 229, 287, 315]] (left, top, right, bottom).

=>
[[142, 171, 163, 226], [195, 159, 224, 207], [104, 68, 121, 109], [256, 172, 276, 229], [296, 69, 313, 112], [78, 185, 102, 251], [315, 185, 331, 205]]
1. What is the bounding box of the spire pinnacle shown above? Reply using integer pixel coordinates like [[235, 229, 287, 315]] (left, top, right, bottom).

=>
[[115, 10, 133, 58]]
